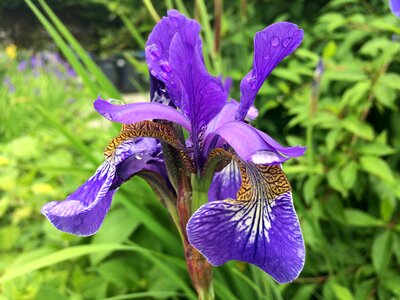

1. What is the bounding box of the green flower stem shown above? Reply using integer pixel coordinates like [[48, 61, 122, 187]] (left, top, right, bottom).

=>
[[191, 175, 210, 214], [176, 174, 214, 300]]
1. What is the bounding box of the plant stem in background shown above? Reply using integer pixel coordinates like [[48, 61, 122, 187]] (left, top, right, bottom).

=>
[[306, 58, 323, 171], [143, 0, 161, 22], [213, 0, 222, 73]]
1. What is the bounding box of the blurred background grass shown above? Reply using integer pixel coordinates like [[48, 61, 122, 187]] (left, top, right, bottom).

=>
[[1, 0, 400, 299]]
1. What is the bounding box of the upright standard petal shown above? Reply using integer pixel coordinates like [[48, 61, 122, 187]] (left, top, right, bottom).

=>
[[41, 138, 161, 236], [94, 99, 191, 132], [168, 27, 227, 137], [236, 22, 304, 120], [187, 163, 305, 283]]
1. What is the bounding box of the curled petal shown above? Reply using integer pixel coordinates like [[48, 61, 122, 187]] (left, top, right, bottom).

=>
[[168, 21, 227, 138], [188, 162, 305, 283], [94, 99, 191, 132], [236, 22, 304, 120], [41, 162, 116, 236], [204, 121, 294, 164], [208, 160, 241, 202], [41, 138, 163, 236]]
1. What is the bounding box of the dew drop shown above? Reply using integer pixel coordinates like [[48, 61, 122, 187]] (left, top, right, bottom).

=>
[[147, 43, 161, 61], [159, 71, 169, 80], [107, 98, 125, 105], [159, 60, 171, 73], [270, 36, 279, 47], [135, 154, 142, 160], [104, 112, 113, 121], [264, 54, 270, 60], [282, 37, 292, 48], [170, 80, 176, 87]]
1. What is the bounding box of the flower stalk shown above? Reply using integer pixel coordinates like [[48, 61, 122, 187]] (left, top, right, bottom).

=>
[[177, 172, 215, 299]]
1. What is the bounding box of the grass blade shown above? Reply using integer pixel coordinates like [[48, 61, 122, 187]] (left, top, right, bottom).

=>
[[38, 0, 121, 99], [32, 103, 100, 166], [24, 0, 99, 97], [119, 12, 146, 49]]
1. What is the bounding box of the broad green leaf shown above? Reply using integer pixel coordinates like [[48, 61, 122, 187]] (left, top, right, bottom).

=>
[[373, 78, 396, 109], [380, 196, 396, 222], [359, 156, 395, 183], [340, 161, 358, 190], [382, 73, 400, 90], [342, 117, 374, 141], [372, 231, 392, 275], [327, 168, 347, 196], [356, 143, 395, 156], [292, 284, 317, 300], [340, 80, 370, 108], [331, 283, 354, 300], [343, 209, 383, 227], [323, 41, 337, 59]]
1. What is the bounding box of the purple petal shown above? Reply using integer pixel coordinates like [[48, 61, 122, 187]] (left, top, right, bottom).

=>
[[208, 161, 241, 202], [390, 0, 400, 17], [168, 19, 227, 137], [146, 10, 200, 108], [94, 99, 191, 132], [41, 162, 116, 236], [146, 10, 227, 139], [204, 121, 289, 164], [187, 192, 305, 283], [236, 22, 304, 120], [41, 138, 162, 236]]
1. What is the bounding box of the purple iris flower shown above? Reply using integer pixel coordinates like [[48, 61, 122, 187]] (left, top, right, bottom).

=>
[[390, 0, 400, 17], [42, 10, 306, 284]]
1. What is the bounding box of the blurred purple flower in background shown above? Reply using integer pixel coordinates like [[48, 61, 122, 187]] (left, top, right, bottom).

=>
[[41, 10, 306, 284], [390, 0, 400, 17]]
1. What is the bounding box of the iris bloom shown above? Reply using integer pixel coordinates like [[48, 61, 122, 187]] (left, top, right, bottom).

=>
[[390, 0, 400, 17], [42, 10, 306, 284]]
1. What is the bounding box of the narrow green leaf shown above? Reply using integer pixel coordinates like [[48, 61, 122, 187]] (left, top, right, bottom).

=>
[[119, 12, 146, 49], [372, 231, 392, 275], [90, 208, 141, 265], [38, 0, 121, 98], [32, 103, 100, 166], [24, 0, 99, 97], [104, 291, 184, 300]]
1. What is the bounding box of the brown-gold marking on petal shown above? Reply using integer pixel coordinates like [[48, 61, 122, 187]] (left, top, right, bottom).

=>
[[104, 120, 195, 172]]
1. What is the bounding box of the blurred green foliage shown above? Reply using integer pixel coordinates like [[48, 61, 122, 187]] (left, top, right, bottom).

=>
[[1, 0, 400, 299]]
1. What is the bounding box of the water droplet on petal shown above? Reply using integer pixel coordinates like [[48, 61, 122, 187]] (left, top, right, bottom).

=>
[[170, 80, 176, 87], [147, 43, 161, 61], [107, 98, 125, 105], [159, 71, 169, 80], [264, 54, 270, 60], [282, 37, 292, 48], [135, 154, 142, 160], [159, 60, 171, 73], [104, 112, 113, 121], [270, 36, 279, 47]]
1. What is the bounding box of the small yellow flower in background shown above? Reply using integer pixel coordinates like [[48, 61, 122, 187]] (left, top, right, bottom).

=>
[[5, 44, 17, 59], [32, 182, 55, 195]]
